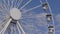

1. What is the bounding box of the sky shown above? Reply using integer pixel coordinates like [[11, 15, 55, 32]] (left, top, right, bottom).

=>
[[0, 0, 60, 34]]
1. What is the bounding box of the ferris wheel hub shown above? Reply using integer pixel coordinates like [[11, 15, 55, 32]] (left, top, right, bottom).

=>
[[10, 8, 22, 20]]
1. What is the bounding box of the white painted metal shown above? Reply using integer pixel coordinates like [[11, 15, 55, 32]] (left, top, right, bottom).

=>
[[45, 0, 55, 34], [0, 0, 31, 34], [0, 18, 25, 34], [24, 5, 41, 13], [0, 7, 25, 34], [20, 0, 32, 9], [16, 23, 22, 34], [0, 0, 55, 34], [10, 8, 21, 20], [0, 18, 12, 34], [17, 21, 26, 34]]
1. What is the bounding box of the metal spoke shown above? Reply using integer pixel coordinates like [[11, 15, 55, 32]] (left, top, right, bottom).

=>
[[20, 0, 32, 10], [2, 0, 8, 10], [23, 5, 41, 13], [10, 0, 14, 9], [17, 0, 22, 8]]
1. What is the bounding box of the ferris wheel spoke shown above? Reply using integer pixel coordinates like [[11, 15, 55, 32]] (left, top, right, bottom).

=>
[[2, 0, 8, 10], [2, 4, 8, 11], [0, 10, 8, 15], [15, 0, 19, 8], [40, 0, 43, 4], [7, 0, 11, 9], [1, 4, 5, 9], [20, 0, 32, 10], [23, 5, 42, 13], [13, 0, 17, 8], [10, 0, 14, 9], [0, 3, 7, 11], [0, 3, 7, 10], [17, 0, 22, 8]]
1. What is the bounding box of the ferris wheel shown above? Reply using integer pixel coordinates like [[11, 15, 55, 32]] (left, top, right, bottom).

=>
[[0, 0, 55, 34]]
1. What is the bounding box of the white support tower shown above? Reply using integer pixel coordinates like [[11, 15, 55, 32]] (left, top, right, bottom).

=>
[[0, 8, 26, 34]]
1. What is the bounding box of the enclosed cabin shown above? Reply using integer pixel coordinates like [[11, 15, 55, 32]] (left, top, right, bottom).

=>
[[42, 3, 48, 11], [46, 14, 52, 22], [48, 26, 54, 34]]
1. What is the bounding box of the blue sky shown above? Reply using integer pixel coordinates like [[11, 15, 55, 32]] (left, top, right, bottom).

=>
[[0, 0, 60, 34]]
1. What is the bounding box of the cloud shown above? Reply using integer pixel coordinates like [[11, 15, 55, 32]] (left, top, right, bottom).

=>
[[22, 13, 48, 26], [55, 14, 60, 26], [21, 13, 48, 34], [35, 13, 48, 26]]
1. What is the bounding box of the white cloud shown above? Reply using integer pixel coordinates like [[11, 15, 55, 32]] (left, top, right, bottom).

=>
[[35, 13, 48, 26], [22, 13, 48, 26], [21, 13, 48, 34], [55, 14, 60, 26]]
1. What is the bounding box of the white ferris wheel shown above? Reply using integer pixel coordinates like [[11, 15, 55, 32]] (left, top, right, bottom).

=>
[[0, 0, 55, 34]]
